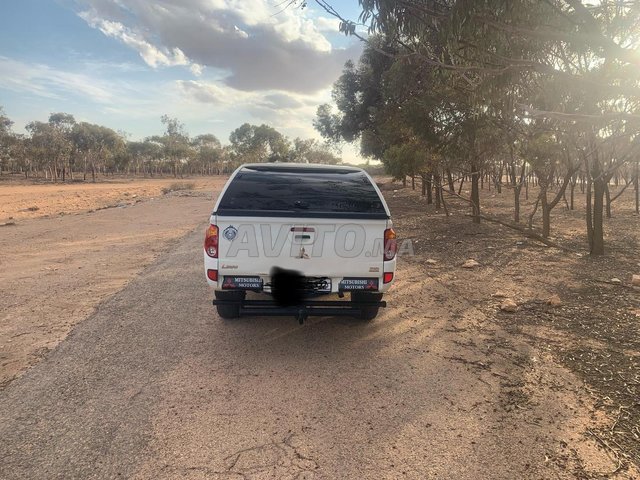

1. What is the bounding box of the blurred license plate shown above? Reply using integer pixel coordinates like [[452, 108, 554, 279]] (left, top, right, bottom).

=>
[[314, 278, 332, 293], [222, 276, 263, 290], [338, 278, 379, 291]]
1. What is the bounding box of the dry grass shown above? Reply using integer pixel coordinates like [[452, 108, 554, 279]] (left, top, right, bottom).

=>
[[161, 182, 196, 195]]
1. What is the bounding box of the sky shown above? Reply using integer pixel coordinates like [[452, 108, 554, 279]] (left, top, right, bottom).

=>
[[0, 0, 366, 163]]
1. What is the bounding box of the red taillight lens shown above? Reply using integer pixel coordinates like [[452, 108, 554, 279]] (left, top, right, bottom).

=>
[[207, 269, 218, 281], [204, 224, 219, 258], [383, 272, 394, 284], [383, 228, 397, 261]]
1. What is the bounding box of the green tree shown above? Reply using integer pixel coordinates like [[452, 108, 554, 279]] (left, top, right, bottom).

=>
[[191, 134, 223, 174], [229, 123, 290, 163], [0, 106, 15, 174], [156, 115, 191, 177], [48, 113, 76, 181], [313, 0, 640, 254], [70, 122, 124, 181]]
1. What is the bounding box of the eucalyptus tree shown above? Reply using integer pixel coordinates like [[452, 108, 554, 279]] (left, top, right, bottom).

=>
[[288, 138, 340, 164], [229, 123, 290, 164], [127, 139, 164, 176], [191, 134, 223, 174], [47, 113, 76, 181], [25, 121, 57, 180], [70, 122, 124, 181], [0, 106, 15, 174], [310, 0, 640, 254], [156, 115, 192, 177]]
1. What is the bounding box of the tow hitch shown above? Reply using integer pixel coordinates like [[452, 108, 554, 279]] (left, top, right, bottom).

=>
[[296, 308, 308, 325]]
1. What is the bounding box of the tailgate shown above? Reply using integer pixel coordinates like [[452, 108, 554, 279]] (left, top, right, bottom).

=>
[[215, 216, 386, 280]]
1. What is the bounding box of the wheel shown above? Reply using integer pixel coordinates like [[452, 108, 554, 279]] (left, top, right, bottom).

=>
[[351, 291, 383, 321], [214, 290, 245, 319]]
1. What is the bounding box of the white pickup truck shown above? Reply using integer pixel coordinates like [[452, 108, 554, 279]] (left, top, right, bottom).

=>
[[204, 163, 396, 323]]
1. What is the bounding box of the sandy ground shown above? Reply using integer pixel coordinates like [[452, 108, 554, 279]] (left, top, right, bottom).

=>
[[0, 177, 227, 387], [0, 220, 631, 480], [0, 176, 638, 478], [0, 176, 220, 223]]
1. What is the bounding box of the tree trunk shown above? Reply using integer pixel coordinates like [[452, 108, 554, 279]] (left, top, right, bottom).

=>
[[425, 174, 433, 205], [411, 175, 415, 190], [434, 173, 441, 210], [586, 175, 593, 251], [446, 169, 455, 193], [570, 181, 575, 210], [604, 183, 612, 218], [634, 162, 640, 215], [591, 176, 605, 255], [514, 185, 522, 223], [541, 188, 550, 238], [470, 161, 481, 223]]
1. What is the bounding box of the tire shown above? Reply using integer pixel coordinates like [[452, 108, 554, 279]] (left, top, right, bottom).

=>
[[214, 290, 245, 319], [351, 291, 383, 321]]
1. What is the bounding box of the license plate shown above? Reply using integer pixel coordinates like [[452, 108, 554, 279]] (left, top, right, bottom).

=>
[[338, 278, 379, 291], [313, 278, 332, 293], [222, 276, 263, 290]]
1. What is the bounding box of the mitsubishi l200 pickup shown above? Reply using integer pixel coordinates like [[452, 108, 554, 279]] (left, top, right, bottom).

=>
[[204, 163, 396, 323]]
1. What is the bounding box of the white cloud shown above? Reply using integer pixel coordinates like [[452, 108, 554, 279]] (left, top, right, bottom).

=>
[[189, 63, 205, 76], [74, 0, 361, 93], [174, 78, 332, 139], [79, 11, 191, 69], [0, 56, 115, 103], [315, 16, 340, 32], [175, 80, 243, 105]]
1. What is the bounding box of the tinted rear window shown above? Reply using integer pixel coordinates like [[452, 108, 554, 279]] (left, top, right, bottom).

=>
[[216, 168, 387, 218]]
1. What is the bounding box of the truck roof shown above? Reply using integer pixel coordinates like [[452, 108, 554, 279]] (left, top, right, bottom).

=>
[[214, 162, 390, 219], [240, 163, 362, 174]]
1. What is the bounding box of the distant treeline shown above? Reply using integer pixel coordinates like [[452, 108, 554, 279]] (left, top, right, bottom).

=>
[[0, 109, 341, 181]]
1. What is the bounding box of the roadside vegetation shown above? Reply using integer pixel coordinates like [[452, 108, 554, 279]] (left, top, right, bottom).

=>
[[310, 0, 640, 257], [161, 182, 196, 195], [0, 110, 340, 181]]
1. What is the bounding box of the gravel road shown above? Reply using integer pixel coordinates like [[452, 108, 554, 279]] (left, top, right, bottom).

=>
[[0, 210, 624, 479]]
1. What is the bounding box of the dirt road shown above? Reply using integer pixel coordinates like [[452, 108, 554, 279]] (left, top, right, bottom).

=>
[[0, 177, 227, 387], [0, 178, 640, 480], [1, 183, 634, 478]]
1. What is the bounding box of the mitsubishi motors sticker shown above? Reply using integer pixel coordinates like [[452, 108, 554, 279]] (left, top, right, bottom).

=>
[[338, 278, 379, 291], [222, 276, 263, 290]]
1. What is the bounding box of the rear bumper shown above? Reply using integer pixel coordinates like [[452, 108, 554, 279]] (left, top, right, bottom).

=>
[[204, 251, 397, 293], [207, 275, 393, 294], [206, 274, 395, 293], [212, 298, 386, 319]]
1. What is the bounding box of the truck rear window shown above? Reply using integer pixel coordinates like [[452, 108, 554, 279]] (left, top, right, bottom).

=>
[[216, 167, 388, 219]]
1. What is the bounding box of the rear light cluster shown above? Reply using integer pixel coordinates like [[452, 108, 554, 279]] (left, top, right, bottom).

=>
[[383, 228, 397, 261], [204, 224, 219, 258]]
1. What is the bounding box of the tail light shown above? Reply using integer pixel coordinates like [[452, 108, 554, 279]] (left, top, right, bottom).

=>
[[207, 269, 218, 281], [204, 224, 219, 258], [383, 272, 394, 284], [383, 228, 397, 261]]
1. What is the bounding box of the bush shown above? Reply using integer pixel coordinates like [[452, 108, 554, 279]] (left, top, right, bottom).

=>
[[161, 182, 195, 194]]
